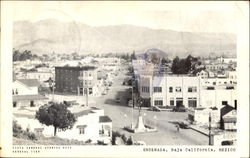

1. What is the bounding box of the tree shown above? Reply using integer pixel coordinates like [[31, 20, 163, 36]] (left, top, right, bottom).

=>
[[171, 55, 195, 74], [131, 51, 136, 60], [151, 53, 159, 64], [35, 102, 76, 136], [161, 57, 170, 65], [171, 56, 180, 74]]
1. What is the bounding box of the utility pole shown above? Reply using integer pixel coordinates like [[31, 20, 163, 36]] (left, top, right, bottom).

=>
[[84, 80, 89, 107], [209, 112, 212, 145], [131, 80, 134, 128]]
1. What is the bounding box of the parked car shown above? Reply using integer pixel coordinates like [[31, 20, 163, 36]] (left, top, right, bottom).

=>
[[148, 106, 161, 112], [178, 122, 189, 129], [172, 106, 186, 112]]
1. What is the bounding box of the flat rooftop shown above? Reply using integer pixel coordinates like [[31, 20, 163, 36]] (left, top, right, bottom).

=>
[[55, 66, 97, 71]]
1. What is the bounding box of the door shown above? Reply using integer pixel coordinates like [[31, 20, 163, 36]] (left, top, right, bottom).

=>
[[30, 101, 34, 107], [176, 101, 183, 107], [13, 102, 17, 108]]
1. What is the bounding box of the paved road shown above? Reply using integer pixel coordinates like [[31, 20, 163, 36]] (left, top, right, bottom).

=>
[[48, 67, 209, 145], [93, 69, 209, 145]]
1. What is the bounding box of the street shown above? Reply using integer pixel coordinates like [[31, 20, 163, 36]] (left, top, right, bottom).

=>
[[93, 68, 209, 145], [47, 67, 209, 145]]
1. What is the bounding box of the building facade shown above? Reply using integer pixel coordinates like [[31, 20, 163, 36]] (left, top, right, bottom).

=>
[[26, 71, 54, 82], [138, 74, 237, 109], [14, 107, 112, 144], [55, 66, 98, 96], [12, 79, 48, 108]]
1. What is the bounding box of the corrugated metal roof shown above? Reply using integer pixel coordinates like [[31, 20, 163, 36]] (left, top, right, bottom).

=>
[[76, 125, 87, 128], [221, 105, 235, 117]]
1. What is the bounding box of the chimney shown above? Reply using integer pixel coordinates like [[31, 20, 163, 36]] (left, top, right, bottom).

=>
[[234, 100, 237, 110]]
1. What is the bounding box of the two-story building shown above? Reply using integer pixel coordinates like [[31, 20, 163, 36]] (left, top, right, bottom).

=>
[[138, 74, 237, 109]]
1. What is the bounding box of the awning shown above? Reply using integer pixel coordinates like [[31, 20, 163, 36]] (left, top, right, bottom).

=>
[[76, 125, 87, 128]]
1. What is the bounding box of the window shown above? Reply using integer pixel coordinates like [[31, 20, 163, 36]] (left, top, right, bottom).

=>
[[12, 90, 14, 95], [15, 89, 18, 95], [226, 86, 234, 90], [142, 86, 149, 93], [224, 82, 227, 84], [188, 87, 197, 92], [175, 87, 181, 92], [169, 87, 173, 93], [153, 87, 162, 93], [89, 73, 92, 76], [170, 98, 174, 106], [89, 88, 93, 95], [207, 86, 215, 90], [154, 100, 163, 106], [213, 82, 216, 85], [188, 98, 197, 108], [79, 128, 85, 134]]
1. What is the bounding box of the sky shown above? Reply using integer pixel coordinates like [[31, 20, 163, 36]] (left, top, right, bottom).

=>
[[7, 1, 249, 34]]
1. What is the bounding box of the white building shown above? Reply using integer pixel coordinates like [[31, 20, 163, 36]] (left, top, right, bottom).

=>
[[14, 107, 112, 144], [12, 79, 48, 108], [188, 107, 220, 128], [138, 74, 237, 109], [26, 72, 54, 82]]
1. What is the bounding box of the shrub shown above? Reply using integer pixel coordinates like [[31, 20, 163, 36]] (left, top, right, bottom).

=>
[[111, 131, 122, 145], [13, 120, 23, 138], [121, 134, 127, 143], [97, 140, 105, 145], [85, 139, 92, 144], [126, 136, 133, 145], [27, 132, 37, 140]]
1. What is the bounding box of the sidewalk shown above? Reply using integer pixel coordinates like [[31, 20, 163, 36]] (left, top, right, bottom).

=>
[[189, 125, 209, 136]]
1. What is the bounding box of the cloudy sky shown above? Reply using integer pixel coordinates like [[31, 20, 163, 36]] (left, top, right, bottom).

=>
[[7, 1, 248, 34]]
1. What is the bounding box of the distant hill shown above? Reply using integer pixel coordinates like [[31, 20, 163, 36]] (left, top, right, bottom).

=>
[[13, 19, 236, 57]]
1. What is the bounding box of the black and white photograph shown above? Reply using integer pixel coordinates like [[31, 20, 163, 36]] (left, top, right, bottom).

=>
[[0, 1, 249, 157]]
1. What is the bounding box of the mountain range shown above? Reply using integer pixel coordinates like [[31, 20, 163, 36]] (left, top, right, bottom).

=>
[[13, 19, 236, 57]]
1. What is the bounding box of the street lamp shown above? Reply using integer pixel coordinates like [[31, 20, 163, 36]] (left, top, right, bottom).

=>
[[131, 80, 134, 129]]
